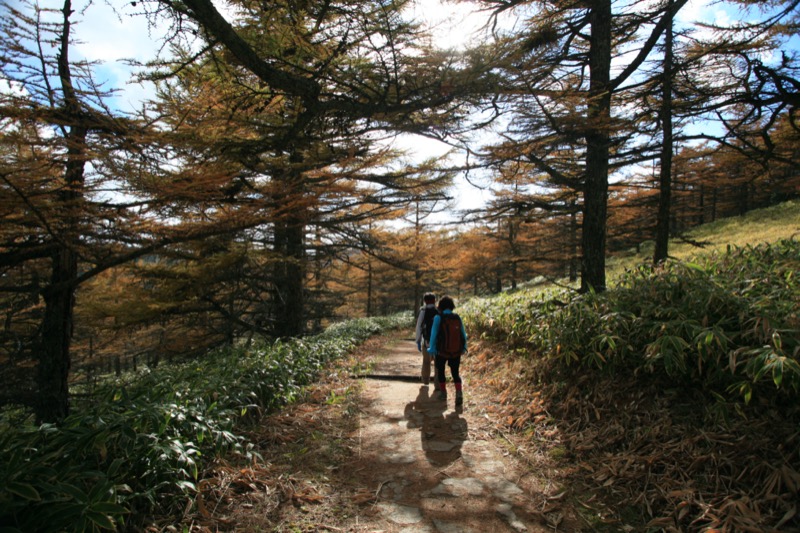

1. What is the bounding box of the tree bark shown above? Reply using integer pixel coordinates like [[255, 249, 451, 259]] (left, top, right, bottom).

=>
[[35, 0, 87, 423], [569, 201, 579, 283], [581, 0, 612, 293], [39, 249, 78, 422], [654, 0, 675, 265], [272, 215, 305, 338]]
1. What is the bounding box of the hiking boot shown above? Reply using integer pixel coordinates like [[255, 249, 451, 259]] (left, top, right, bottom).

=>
[[455, 391, 463, 406], [435, 390, 447, 401]]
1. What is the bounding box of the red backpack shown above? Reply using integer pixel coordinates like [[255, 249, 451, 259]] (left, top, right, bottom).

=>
[[437, 313, 464, 358]]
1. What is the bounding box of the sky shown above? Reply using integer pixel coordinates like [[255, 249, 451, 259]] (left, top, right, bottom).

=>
[[34, 0, 797, 218], [64, 0, 501, 216]]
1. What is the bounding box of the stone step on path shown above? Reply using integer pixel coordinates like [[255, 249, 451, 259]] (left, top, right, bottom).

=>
[[346, 338, 554, 532]]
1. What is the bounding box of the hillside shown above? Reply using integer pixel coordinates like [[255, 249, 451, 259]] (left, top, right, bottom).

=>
[[458, 201, 800, 531], [607, 199, 800, 278]]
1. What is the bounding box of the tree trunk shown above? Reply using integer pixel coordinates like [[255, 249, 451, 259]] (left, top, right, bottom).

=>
[[37, 251, 77, 423], [35, 0, 86, 423], [508, 217, 518, 290], [581, 0, 612, 292], [711, 187, 717, 221], [269, 152, 307, 338], [698, 183, 705, 225], [366, 257, 373, 317], [284, 221, 305, 336], [413, 202, 422, 312], [272, 217, 305, 338], [654, 0, 674, 265], [569, 203, 579, 282]]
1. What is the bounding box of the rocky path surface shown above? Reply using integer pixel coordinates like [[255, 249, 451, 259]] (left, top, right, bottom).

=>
[[342, 336, 561, 532]]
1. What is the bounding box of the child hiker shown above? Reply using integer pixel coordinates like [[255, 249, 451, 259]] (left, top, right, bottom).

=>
[[414, 292, 438, 385], [427, 295, 467, 405]]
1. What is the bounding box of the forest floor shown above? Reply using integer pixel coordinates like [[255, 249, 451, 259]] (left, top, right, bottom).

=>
[[173, 331, 584, 532], [169, 328, 800, 532]]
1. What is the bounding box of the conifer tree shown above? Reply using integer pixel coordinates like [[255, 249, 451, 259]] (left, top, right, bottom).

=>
[[144, 0, 479, 333]]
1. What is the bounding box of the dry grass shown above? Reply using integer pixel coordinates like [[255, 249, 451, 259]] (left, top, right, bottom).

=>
[[156, 334, 394, 532], [607, 200, 800, 281], [466, 337, 800, 532]]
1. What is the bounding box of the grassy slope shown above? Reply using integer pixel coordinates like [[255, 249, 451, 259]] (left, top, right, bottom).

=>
[[466, 200, 800, 532], [607, 199, 800, 279]]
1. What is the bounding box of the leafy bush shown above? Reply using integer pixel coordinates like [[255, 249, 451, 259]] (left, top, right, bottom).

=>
[[0, 313, 410, 532], [461, 239, 800, 400]]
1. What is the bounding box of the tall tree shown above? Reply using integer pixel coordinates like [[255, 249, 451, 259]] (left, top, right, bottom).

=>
[[653, 0, 676, 264], [145, 0, 482, 334], [0, 0, 135, 421], [469, 0, 754, 291], [0, 0, 270, 420]]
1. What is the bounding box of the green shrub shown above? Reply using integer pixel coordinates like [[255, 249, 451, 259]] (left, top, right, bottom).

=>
[[0, 313, 409, 532], [461, 239, 800, 401]]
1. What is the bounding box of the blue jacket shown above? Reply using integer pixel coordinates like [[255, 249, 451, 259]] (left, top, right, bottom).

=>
[[427, 309, 467, 356]]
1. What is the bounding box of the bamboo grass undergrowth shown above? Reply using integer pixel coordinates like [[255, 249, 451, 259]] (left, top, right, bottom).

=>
[[0, 314, 412, 532], [461, 237, 800, 404]]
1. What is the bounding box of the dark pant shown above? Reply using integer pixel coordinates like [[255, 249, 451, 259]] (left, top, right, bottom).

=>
[[435, 355, 461, 386]]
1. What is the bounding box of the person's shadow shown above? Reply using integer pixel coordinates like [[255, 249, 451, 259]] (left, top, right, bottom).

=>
[[403, 386, 468, 466]]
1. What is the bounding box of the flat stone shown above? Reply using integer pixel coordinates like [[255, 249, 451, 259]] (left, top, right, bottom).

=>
[[496, 502, 528, 532], [470, 458, 505, 475], [429, 477, 485, 497], [377, 502, 423, 525], [485, 475, 524, 502], [383, 450, 416, 463]]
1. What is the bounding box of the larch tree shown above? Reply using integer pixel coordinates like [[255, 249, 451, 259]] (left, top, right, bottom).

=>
[[633, 0, 800, 263], [143, 0, 489, 335], [0, 0, 149, 421], [0, 0, 275, 421], [470, 0, 696, 291], [653, 0, 676, 264]]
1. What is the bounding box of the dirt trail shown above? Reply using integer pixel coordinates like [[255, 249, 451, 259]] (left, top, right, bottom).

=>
[[339, 336, 568, 532]]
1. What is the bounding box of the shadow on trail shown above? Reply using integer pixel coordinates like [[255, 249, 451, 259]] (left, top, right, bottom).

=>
[[404, 385, 468, 466]]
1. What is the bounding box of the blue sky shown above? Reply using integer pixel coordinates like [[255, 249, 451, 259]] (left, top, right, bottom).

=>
[[67, 0, 796, 114], [51, 0, 797, 216]]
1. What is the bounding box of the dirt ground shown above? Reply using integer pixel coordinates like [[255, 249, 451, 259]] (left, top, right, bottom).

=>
[[333, 335, 577, 533], [187, 332, 582, 532], [185, 326, 800, 532]]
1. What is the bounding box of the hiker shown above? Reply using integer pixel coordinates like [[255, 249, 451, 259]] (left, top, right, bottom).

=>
[[414, 292, 438, 385], [427, 295, 467, 405]]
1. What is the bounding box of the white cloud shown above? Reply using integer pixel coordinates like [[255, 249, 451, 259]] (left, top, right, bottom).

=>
[[74, 1, 163, 63], [408, 0, 508, 50]]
